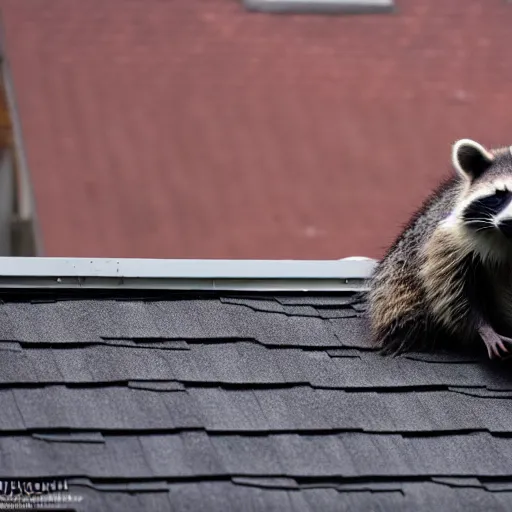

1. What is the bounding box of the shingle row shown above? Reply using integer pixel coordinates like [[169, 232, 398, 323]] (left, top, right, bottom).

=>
[[0, 297, 366, 347], [3, 432, 512, 478], [0, 342, 504, 388], [2, 385, 512, 433]]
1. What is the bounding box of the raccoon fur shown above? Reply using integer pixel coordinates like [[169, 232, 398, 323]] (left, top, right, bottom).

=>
[[368, 138, 512, 358]]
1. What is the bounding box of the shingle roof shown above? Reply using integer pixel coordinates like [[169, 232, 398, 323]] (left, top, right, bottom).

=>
[[1, 1, 512, 258], [3, 289, 512, 510]]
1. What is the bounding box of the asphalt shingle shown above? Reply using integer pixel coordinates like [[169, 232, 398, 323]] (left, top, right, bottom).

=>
[[0, 292, 510, 510]]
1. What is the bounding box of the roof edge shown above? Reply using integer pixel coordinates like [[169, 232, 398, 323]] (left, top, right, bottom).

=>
[[0, 257, 377, 291]]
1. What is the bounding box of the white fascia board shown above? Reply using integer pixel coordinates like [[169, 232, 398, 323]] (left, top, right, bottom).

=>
[[0, 257, 377, 292], [243, 0, 394, 14]]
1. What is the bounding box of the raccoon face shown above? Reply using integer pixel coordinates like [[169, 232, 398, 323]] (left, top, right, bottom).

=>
[[462, 188, 512, 237], [452, 139, 512, 240]]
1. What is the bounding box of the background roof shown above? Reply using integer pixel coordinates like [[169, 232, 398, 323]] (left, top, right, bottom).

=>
[[3, 289, 512, 511], [1, 0, 511, 258]]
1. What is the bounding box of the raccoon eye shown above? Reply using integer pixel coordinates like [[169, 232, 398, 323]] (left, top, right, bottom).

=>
[[462, 191, 512, 224], [485, 190, 511, 210]]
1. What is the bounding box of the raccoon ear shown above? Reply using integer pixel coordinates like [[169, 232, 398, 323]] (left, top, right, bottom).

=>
[[452, 139, 494, 181]]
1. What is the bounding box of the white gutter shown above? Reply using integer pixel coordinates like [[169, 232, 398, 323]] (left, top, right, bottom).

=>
[[0, 257, 377, 291]]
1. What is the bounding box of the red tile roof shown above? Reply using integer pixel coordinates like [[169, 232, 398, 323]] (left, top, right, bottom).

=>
[[0, 0, 511, 259]]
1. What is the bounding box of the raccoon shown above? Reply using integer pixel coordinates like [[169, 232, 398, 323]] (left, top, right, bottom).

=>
[[368, 138, 512, 358]]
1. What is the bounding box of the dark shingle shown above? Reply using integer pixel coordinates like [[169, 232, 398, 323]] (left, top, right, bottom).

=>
[[188, 387, 268, 431], [69, 487, 173, 512], [11, 384, 512, 435], [50, 346, 173, 382], [167, 483, 209, 512], [63, 480, 512, 512], [275, 296, 355, 306], [0, 350, 41, 383], [0, 436, 152, 477], [140, 432, 226, 477], [316, 308, 359, 319], [198, 482, 297, 512], [232, 310, 341, 347], [6, 337, 512, 391], [147, 300, 242, 339], [298, 488, 347, 512], [211, 435, 284, 475], [220, 297, 286, 314], [328, 317, 373, 348], [253, 387, 333, 431], [281, 305, 320, 317], [273, 433, 354, 477], [0, 390, 26, 429], [3, 302, 70, 343], [1, 292, 512, 510], [13, 386, 204, 431]]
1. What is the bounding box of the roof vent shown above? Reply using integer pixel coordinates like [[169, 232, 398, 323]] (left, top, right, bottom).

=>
[[243, 0, 395, 14]]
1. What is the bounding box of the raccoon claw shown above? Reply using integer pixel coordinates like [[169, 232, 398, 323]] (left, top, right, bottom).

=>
[[478, 325, 512, 359]]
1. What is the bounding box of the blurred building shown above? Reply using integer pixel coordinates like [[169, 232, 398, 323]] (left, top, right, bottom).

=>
[[0, 0, 509, 258]]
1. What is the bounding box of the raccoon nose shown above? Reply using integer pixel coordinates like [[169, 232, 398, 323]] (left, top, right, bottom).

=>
[[498, 219, 512, 238]]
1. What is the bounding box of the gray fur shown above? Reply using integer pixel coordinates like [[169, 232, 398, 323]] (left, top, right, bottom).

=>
[[368, 140, 512, 356]]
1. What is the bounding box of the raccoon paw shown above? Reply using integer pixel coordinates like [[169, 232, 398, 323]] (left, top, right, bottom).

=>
[[478, 324, 512, 359]]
